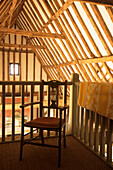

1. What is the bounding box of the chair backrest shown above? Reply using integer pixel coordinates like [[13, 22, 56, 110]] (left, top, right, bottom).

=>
[[40, 80, 67, 118]]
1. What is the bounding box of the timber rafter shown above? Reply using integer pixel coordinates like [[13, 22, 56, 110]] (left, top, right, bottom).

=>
[[1, 0, 113, 82]]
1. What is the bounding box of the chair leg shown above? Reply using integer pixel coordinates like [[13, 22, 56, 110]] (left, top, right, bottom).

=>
[[58, 128, 61, 168], [63, 126, 66, 148], [19, 140, 23, 161], [40, 129, 44, 145], [19, 126, 24, 161]]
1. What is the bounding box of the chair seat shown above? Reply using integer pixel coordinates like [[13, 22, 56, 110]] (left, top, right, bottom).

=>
[[24, 117, 65, 130]]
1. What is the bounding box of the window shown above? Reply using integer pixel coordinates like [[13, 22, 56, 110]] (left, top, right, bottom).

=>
[[10, 63, 19, 75]]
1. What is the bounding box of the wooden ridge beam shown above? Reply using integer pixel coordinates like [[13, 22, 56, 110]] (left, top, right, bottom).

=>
[[0, 27, 66, 39], [0, 43, 45, 49]]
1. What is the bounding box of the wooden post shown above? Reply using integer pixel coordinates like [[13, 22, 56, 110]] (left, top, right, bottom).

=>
[[2, 39, 5, 81], [94, 113, 99, 152], [80, 107, 84, 140], [70, 73, 79, 136], [84, 109, 89, 143], [100, 116, 105, 157], [89, 111, 94, 147], [107, 119, 113, 162], [30, 85, 34, 138], [2, 85, 5, 142], [12, 85, 15, 141]]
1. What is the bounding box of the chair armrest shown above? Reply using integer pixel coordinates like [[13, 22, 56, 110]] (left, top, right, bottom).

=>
[[43, 104, 69, 110], [20, 101, 41, 108]]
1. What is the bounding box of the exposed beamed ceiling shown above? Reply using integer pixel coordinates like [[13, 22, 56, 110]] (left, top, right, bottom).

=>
[[0, 0, 113, 82]]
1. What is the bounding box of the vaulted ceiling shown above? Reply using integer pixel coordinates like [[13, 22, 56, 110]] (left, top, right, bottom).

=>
[[0, 0, 113, 82]]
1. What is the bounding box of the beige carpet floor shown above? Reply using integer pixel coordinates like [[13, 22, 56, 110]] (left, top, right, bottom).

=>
[[0, 136, 112, 170]]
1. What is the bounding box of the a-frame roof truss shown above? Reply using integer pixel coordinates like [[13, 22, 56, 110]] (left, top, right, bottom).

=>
[[1, 0, 113, 82]]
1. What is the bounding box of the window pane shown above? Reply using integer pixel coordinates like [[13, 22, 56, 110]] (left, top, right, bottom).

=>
[[10, 63, 19, 75], [10, 64, 14, 75], [15, 64, 19, 75]]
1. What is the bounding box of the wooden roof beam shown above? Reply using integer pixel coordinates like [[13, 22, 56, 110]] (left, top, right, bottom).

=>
[[43, 60, 77, 68], [0, 43, 45, 49], [79, 55, 113, 64], [0, 48, 33, 53], [44, 55, 113, 67], [74, 0, 113, 6], [39, 0, 113, 31], [0, 27, 66, 39]]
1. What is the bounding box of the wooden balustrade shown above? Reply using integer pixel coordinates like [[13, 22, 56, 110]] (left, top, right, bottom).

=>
[[0, 81, 42, 143], [70, 73, 113, 167], [0, 81, 71, 143]]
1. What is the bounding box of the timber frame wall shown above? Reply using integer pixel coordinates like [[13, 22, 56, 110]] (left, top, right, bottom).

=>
[[0, 24, 48, 93]]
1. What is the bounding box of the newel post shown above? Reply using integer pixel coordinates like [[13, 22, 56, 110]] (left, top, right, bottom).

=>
[[70, 73, 79, 136]]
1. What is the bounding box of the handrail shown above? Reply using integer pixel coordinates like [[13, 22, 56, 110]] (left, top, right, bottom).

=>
[[0, 81, 73, 85], [70, 73, 113, 168]]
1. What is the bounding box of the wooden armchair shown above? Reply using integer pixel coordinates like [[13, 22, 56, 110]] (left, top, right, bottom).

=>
[[19, 80, 68, 168]]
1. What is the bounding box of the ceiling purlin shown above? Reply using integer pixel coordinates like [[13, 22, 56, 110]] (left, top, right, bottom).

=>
[[90, 4, 113, 47], [54, 1, 101, 81], [0, 0, 26, 42], [0, 2, 12, 26], [0, 42, 45, 49], [1, 0, 112, 82], [106, 7, 113, 22], [71, 3, 108, 82], [59, 10, 96, 81], [25, 1, 40, 30], [17, 17, 53, 80], [10, 0, 26, 27], [81, 3, 113, 81], [65, 7, 112, 82], [0, 0, 12, 18], [65, 8, 97, 81], [34, 0, 68, 80], [17, 7, 65, 81], [7, 0, 18, 27], [36, 0, 95, 81], [24, 3, 39, 31], [41, 1, 85, 81], [58, 15, 90, 81], [43, 8, 74, 80], [41, 1, 73, 76], [35, 0, 113, 32], [0, 27, 66, 39], [40, 0, 88, 81], [23, 0, 70, 81], [75, 0, 113, 6], [81, 3, 112, 54]]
